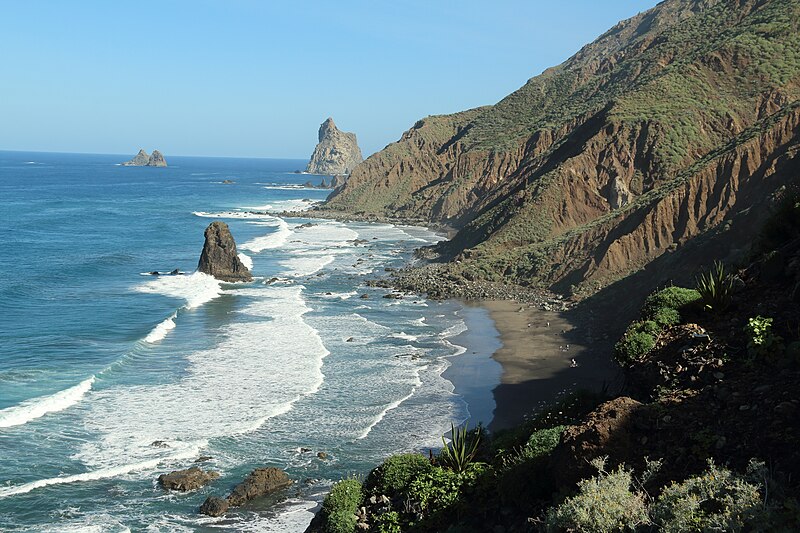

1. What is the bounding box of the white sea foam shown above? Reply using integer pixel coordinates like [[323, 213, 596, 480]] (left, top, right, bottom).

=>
[[247, 199, 318, 213], [0, 440, 204, 498], [143, 313, 177, 343], [319, 291, 357, 300], [281, 253, 335, 277], [237, 252, 253, 270], [134, 272, 223, 309], [411, 317, 429, 327], [390, 332, 419, 342], [192, 210, 277, 220], [241, 218, 293, 252], [71, 285, 328, 477], [356, 365, 425, 440], [0, 376, 95, 429]]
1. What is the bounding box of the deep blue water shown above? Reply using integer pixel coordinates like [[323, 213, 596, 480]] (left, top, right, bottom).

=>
[[0, 151, 500, 532]]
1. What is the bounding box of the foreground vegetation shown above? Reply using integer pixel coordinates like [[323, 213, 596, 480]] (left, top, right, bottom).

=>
[[309, 189, 800, 532]]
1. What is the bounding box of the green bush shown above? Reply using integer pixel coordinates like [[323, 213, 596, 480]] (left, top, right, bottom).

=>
[[374, 511, 402, 533], [322, 478, 363, 533], [545, 460, 649, 532], [696, 261, 735, 312], [439, 423, 482, 473], [407, 466, 462, 516], [745, 315, 784, 359], [652, 306, 681, 327], [525, 425, 566, 460], [643, 286, 701, 318], [614, 326, 657, 366], [364, 453, 432, 497], [652, 460, 764, 532]]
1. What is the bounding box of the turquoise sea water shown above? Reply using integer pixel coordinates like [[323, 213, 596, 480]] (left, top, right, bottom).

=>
[[0, 151, 500, 531]]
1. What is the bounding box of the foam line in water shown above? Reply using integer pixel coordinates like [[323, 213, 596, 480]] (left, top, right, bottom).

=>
[[0, 440, 204, 498], [192, 210, 277, 220], [242, 218, 292, 252], [134, 272, 223, 309], [356, 365, 426, 440], [0, 376, 95, 429], [238, 252, 253, 270], [143, 312, 177, 343]]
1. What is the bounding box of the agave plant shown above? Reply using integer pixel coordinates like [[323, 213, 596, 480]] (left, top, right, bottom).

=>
[[695, 261, 734, 312], [439, 422, 481, 473]]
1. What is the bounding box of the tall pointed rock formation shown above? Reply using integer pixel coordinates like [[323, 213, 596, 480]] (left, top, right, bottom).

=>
[[306, 117, 363, 176], [197, 221, 252, 282]]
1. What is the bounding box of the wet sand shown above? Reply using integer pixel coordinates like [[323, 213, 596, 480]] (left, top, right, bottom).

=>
[[483, 300, 620, 431]]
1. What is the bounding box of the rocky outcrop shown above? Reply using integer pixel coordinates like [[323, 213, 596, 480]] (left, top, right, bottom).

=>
[[148, 150, 167, 167], [306, 118, 363, 176], [199, 467, 292, 517], [158, 467, 219, 491], [197, 221, 252, 282], [122, 149, 150, 166], [318, 0, 800, 298], [121, 148, 168, 167]]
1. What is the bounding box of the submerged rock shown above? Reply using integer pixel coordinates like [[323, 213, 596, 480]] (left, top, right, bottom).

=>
[[158, 467, 219, 491], [197, 221, 253, 282]]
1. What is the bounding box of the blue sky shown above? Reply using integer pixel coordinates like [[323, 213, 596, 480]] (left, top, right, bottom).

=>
[[0, 1, 658, 159]]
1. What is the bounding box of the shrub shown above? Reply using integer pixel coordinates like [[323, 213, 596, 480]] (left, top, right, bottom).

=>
[[695, 260, 735, 312], [545, 459, 649, 532], [614, 326, 657, 366], [652, 460, 764, 532], [374, 511, 402, 533], [407, 466, 461, 516], [652, 306, 681, 327], [322, 478, 363, 533], [364, 453, 432, 497], [642, 286, 701, 319], [525, 425, 566, 460], [745, 315, 784, 359], [439, 423, 482, 473]]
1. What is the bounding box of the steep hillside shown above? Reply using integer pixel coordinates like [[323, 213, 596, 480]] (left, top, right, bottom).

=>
[[318, 0, 800, 296]]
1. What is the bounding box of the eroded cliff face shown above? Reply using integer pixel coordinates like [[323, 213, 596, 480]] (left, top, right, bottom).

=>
[[319, 0, 800, 296], [306, 118, 363, 176]]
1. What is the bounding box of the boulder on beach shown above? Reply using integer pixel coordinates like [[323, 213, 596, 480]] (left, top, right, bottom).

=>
[[197, 221, 253, 282], [158, 467, 219, 491]]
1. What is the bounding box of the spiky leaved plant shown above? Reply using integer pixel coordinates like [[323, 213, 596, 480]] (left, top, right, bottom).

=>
[[439, 422, 481, 473], [696, 260, 734, 312]]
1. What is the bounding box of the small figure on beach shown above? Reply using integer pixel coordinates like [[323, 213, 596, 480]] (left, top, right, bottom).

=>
[[570, 358, 578, 368], [546, 321, 550, 327]]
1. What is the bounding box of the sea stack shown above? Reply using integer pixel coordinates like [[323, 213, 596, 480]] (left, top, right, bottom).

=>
[[305, 117, 363, 177], [197, 221, 252, 282], [122, 149, 150, 166], [121, 148, 168, 167], [148, 150, 167, 167]]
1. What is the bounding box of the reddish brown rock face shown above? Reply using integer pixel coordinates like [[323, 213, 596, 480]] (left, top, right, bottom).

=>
[[197, 221, 253, 282]]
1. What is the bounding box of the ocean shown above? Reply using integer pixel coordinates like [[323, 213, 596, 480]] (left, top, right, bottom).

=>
[[0, 151, 501, 532]]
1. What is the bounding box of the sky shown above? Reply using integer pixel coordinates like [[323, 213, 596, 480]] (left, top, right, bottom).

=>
[[0, 1, 659, 159]]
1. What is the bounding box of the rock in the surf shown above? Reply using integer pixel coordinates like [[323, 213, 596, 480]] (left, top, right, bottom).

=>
[[158, 467, 219, 491], [199, 496, 229, 517], [197, 221, 253, 282], [148, 150, 168, 167], [226, 467, 292, 506]]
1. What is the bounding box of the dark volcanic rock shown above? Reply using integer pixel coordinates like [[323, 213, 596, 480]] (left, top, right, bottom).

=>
[[197, 221, 253, 282], [227, 467, 292, 507], [148, 150, 167, 167], [158, 467, 219, 491], [122, 149, 150, 166], [199, 496, 229, 517]]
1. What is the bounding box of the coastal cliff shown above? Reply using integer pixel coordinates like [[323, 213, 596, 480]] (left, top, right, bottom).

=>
[[318, 0, 800, 299], [306, 117, 363, 176]]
